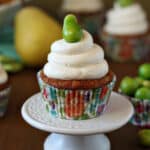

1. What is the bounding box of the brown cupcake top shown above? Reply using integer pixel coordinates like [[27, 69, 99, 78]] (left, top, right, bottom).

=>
[[40, 70, 115, 89]]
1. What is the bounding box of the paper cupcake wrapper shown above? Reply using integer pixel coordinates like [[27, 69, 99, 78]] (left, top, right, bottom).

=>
[[0, 87, 11, 117], [37, 72, 116, 120], [130, 98, 150, 128], [118, 90, 150, 128], [101, 31, 150, 62]]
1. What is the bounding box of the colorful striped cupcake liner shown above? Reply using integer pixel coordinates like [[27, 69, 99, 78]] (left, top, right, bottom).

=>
[[130, 98, 150, 128], [0, 87, 11, 117], [37, 72, 116, 120], [118, 90, 150, 128], [101, 32, 150, 62]]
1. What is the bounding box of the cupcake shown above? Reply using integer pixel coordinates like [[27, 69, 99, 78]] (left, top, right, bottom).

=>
[[119, 64, 150, 128], [129, 97, 150, 128], [101, 0, 150, 62], [118, 91, 150, 128], [0, 64, 11, 117], [37, 14, 116, 120], [60, 0, 105, 43]]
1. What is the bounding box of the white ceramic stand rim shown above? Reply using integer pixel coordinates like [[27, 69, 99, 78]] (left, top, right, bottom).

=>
[[21, 92, 134, 150]]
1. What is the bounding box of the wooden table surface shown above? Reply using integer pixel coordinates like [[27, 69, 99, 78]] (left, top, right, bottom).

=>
[[0, 62, 149, 150]]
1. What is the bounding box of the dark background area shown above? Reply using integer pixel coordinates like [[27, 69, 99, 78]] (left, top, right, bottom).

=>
[[31, 0, 150, 19]]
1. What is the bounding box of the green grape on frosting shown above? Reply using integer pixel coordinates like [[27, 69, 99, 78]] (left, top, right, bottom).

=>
[[63, 14, 83, 43], [117, 0, 135, 7]]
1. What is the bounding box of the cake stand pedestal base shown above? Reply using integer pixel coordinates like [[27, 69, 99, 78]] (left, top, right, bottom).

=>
[[21, 92, 134, 150], [44, 133, 110, 150]]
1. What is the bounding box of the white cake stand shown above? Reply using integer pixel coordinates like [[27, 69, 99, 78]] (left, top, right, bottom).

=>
[[21, 92, 134, 150]]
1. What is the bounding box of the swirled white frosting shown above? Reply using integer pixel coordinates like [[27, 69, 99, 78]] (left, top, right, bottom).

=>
[[62, 0, 103, 12], [0, 64, 8, 84], [104, 3, 149, 35], [43, 30, 109, 80]]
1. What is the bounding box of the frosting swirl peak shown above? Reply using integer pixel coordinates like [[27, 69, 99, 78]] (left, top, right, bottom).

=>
[[104, 3, 149, 35], [44, 31, 109, 80]]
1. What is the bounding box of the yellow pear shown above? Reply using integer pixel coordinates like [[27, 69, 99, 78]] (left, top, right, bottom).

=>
[[15, 7, 62, 67]]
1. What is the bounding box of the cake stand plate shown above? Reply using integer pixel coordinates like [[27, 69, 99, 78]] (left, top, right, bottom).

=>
[[21, 92, 134, 150]]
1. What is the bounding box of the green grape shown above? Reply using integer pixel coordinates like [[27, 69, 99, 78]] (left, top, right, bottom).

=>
[[2, 62, 23, 73], [134, 77, 143, 86], [120, 76, 139, 96], [134, 77, 150, 88], [117, 0, 134, 7], [139, 63, 150, 80], [143, 80, 150, 88], [63, 14, 83, 42], [138, 129, 150, 147], [135, 87, 150, 100]]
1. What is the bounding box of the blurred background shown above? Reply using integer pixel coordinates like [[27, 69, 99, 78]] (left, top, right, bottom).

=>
[[0, 0, 150, 70], [32, 0, 150, 18]]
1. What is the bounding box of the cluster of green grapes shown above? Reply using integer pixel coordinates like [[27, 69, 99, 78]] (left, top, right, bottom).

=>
[[120, 63, 150, 100], [120, 63, 150, 147]]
